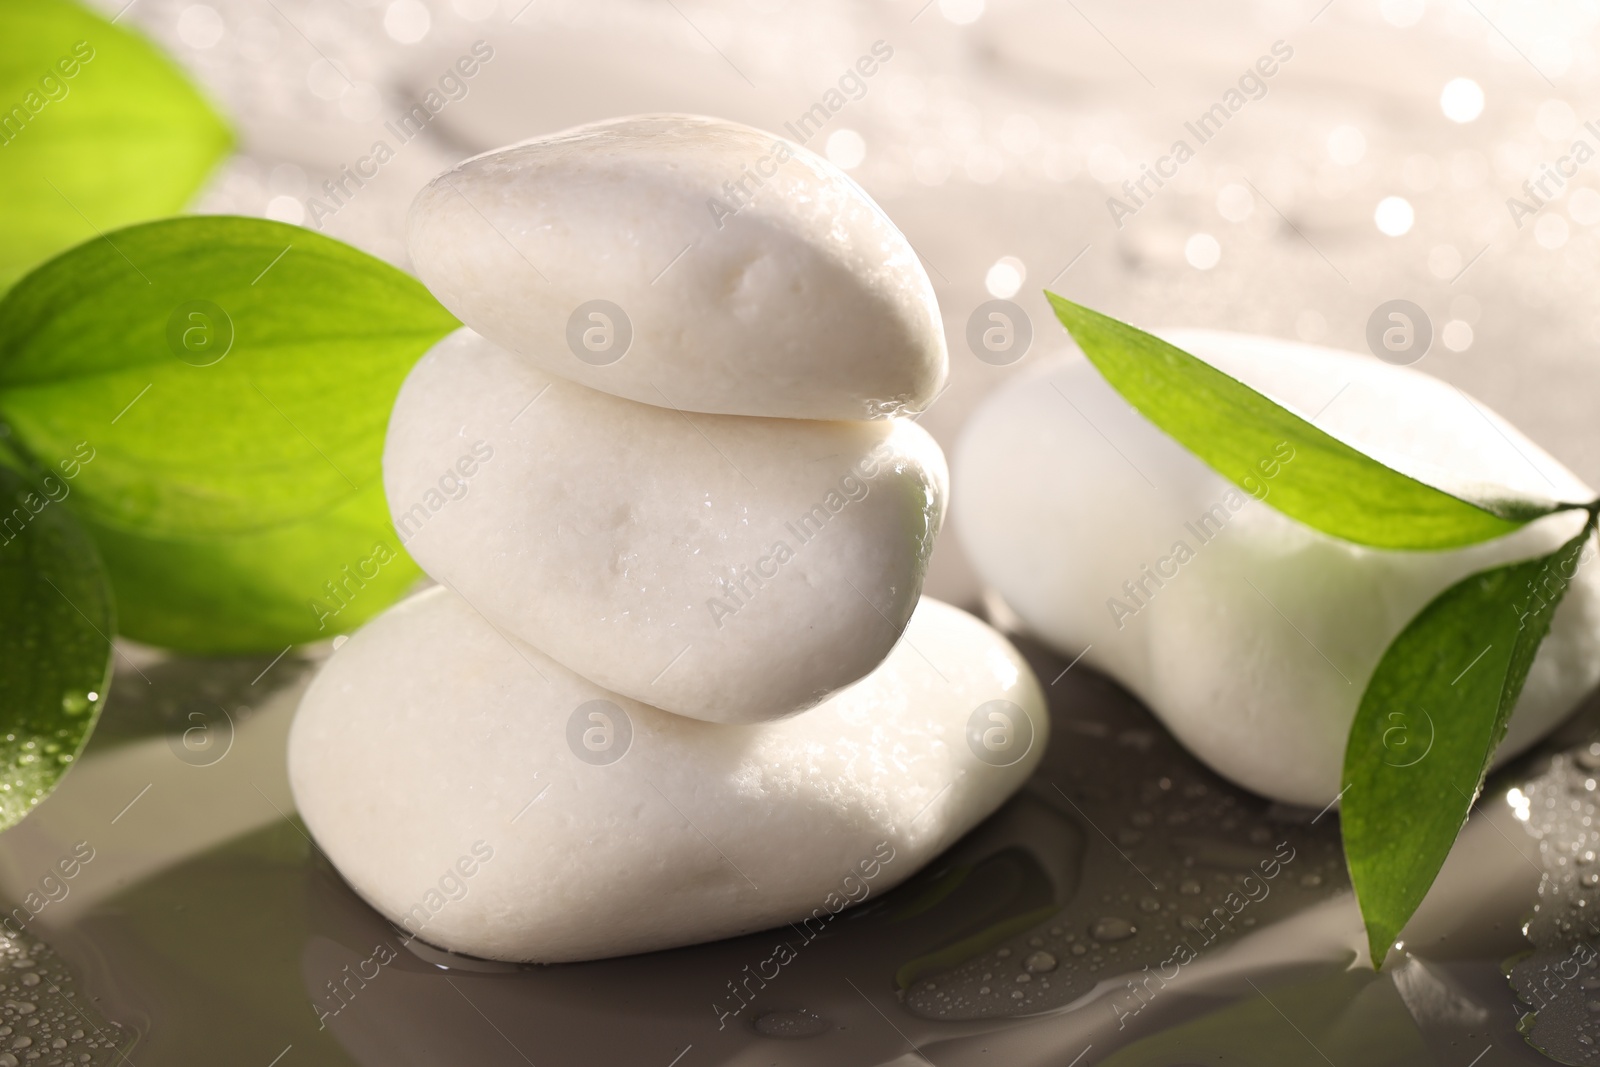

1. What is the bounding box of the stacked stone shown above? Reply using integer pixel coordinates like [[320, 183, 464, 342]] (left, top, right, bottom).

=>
[[289, 116, 1045, 963], [956, 328, 1600, 807]]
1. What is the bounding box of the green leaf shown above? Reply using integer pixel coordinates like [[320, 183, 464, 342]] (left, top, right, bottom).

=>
[[1341, 514, 1595, 967], [1044, 293, 1566, 550], [0, 464, 112, 829], [93, 480, 419, 652], [0, 0, 233, 289], [0, 216, 458, 652]]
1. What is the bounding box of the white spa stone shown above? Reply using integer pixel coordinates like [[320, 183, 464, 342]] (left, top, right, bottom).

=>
[[955, 329, 1600, 808], [384, 328, 948, 724], [405, 114, 946, 421], [288, 589, 1046, 963]]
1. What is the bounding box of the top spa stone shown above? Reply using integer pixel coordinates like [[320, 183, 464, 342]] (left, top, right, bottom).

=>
[[406, 114, 947, 421]]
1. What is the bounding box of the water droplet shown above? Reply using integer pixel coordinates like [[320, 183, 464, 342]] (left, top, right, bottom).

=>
[[1090, 917, 1136, 942], [1583, 873, 1600, 889], [1010, 990, 1025, 1000], [1070, 943, 1087, 956], [1138, 896, 1161, 913], [978, 986, 991, 995], [1023, 951, 1057, 974], [1178, 879, 1202, 895], [59, 693, 88, 716], [753, 1009, 827, 1039], [1300, 873, 1324, 888]]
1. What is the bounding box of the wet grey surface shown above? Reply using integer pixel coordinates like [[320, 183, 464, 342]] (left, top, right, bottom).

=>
[[0, 630, 1590, 1065]]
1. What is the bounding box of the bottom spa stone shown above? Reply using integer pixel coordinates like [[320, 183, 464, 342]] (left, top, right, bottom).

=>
[[287, 587, 1046, 962]]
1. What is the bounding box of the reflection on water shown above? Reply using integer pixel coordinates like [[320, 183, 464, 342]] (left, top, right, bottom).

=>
[[0, 632, 1582, 1064]]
